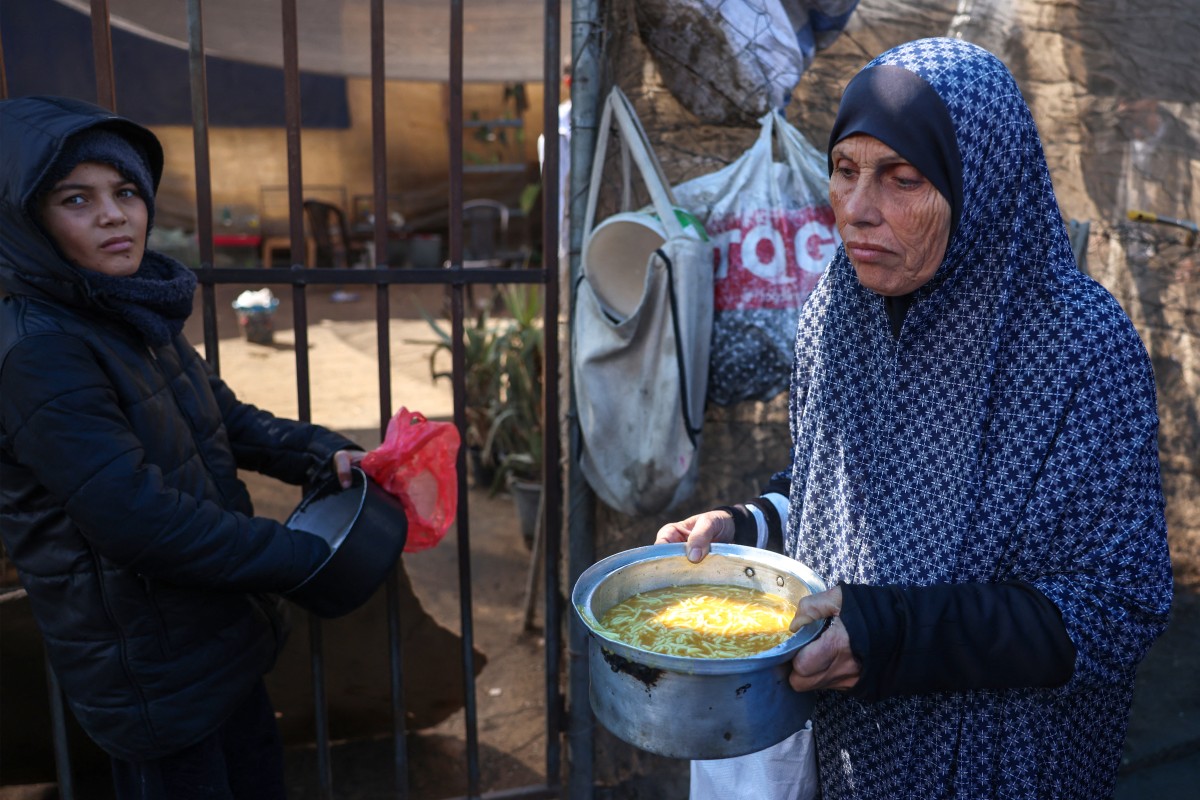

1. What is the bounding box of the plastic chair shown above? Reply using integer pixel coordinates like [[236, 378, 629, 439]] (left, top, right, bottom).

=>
[[449, 199, 513, 312], [303, 199, 366, 269], [304, 199, 364, 302], [462, 199, 510, 267]]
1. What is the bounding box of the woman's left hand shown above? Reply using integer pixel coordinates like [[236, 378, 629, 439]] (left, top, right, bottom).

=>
[[787, 586, 862, 693], [653, 510, 735, 563], [333, 449, 365, 488]]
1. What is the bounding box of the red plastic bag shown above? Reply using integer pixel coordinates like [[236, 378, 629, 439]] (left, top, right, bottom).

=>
[[361, 407, 460, 552]]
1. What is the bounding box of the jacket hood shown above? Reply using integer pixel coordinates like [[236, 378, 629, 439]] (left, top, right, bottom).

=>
[[0, 96, 164, 307]]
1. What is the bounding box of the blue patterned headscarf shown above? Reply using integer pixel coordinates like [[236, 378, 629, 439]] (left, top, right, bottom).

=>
[[786, 38, 1172, 797]]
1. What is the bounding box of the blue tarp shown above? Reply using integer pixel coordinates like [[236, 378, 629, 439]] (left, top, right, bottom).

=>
[[1, 0, 350, 129]]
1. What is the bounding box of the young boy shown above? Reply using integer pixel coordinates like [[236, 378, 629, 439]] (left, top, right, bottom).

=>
[[0, 95, 360, 799]]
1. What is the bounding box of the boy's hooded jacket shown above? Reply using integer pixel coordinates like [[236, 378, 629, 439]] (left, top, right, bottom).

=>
[[0, 96, 356, 760]]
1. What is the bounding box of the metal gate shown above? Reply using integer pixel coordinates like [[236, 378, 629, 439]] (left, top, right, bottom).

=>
[[0, 1, 565, 797]]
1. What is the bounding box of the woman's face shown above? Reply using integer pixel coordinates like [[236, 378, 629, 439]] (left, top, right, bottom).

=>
[[38, 161, 147, 277], [829, 134, 951, 296]]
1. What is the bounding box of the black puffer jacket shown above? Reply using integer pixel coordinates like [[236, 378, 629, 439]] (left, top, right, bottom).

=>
[[0, 96, 356, 760]]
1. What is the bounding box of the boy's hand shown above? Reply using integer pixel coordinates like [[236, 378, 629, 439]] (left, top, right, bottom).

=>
[[333, 449, 365, 488]]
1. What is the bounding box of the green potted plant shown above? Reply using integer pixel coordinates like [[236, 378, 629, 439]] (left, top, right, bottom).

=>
[[491, 285, 543, 477], [421, 285, 544, 545], [422, 307, 506, 488], [490, 285, 544, 547]]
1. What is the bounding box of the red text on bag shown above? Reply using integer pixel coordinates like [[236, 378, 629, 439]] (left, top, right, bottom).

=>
[[708, 205, 837, 311]]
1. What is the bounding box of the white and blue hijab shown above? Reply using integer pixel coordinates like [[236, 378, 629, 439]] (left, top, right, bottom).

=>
[[786, 38, 1172, 798]]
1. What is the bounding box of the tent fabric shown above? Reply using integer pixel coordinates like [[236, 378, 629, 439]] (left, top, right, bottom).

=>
[[52, 0, 570, 83], [5, 0, 350, 128]]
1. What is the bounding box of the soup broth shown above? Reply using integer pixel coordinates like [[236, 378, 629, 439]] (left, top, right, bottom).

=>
[[598, 583, 796, 658]]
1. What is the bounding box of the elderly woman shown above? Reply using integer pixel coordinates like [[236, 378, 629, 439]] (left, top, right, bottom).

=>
[[657, 38, 1172, 798]]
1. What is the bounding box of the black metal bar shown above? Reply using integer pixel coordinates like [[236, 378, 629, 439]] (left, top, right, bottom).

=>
[[370, 0, 390, 273], [279, 0, 310, 414], [308, 613, 333, 799], [540, 0, 564, 790], [0, 20, 10, 100], [281, 0, 312, 423], [45, 651, 75, 800], [384, 571, 408, 800], [277, 1, 329, 798], [567, 1, 601, 796], [367, 2, 409, 798], [461, 164, 528, 175], [188, 266, 545, 287], [448, 2, 482, 798], [462, 118, 525, 129], [89, 0, 116, 110], [369, 0, 394, 430], [199, 266, 542, 285], [186, 0, 220, 374]]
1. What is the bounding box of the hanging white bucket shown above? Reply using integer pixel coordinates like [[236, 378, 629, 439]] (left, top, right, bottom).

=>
[[582, 209, 707, 320]]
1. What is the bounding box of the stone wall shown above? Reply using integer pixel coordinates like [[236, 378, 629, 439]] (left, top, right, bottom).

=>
[[592, 0, 1200, 577]]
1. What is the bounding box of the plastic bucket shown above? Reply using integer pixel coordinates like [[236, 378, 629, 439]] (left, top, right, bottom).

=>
[[232, 292, 279, 345], [582, 208, 707, 319], [234, 307, 275, 344]]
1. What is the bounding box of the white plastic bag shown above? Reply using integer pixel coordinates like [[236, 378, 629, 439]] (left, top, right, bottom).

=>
[[690, 722, 817, 800], [573, 88, 713, 516], [636, 0, 860, 124], [673, 111, 838, 405]]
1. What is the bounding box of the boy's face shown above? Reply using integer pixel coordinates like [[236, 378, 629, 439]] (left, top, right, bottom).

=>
[[38, 161, 147, 277]]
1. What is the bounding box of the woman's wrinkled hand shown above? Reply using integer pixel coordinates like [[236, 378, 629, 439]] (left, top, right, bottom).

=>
[[333, 449, 365, 489], [653, 510, 735, 563], [787, 585, 861, 693]]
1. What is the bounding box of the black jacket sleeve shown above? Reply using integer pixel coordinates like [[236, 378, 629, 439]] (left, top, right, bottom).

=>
[[0, 332, 330, 593], [202, 355, 361, 486], [839, 581, 1077, 703]]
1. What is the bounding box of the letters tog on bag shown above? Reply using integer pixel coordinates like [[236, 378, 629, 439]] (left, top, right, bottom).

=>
[[673, 111, 838, 406]]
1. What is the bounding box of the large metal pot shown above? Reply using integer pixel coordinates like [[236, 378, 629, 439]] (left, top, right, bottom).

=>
[[572, 543, 827, 760]]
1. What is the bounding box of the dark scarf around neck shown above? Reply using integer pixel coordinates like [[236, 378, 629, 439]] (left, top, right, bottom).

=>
[[80, 250, 197, 346]]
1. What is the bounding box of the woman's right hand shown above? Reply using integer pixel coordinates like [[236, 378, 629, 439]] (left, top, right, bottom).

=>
[[654, 510, 735, 563]]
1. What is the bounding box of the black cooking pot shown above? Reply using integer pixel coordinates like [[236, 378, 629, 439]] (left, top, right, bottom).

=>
[[284, 466, 408, 618]]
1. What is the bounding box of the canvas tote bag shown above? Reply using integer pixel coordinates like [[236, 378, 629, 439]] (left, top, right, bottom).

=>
[[573, 88, 713, 516]]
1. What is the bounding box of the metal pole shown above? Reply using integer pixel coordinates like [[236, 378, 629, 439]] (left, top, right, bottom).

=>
[[186, 0, 220, 374], [567, 1, 602, 797], [448, 2, 482, 797], [88, 0, 116, 110], [45, 652, 75, 800], [384, 571, 408, 800], [0, 21, 9, 99], [367, 1, 410, 797], [277, 1, 329, 797], [540, 0, 565, 790]]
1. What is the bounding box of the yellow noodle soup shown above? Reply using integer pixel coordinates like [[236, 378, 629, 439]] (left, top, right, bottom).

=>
[[597, 583, 796, 659]]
